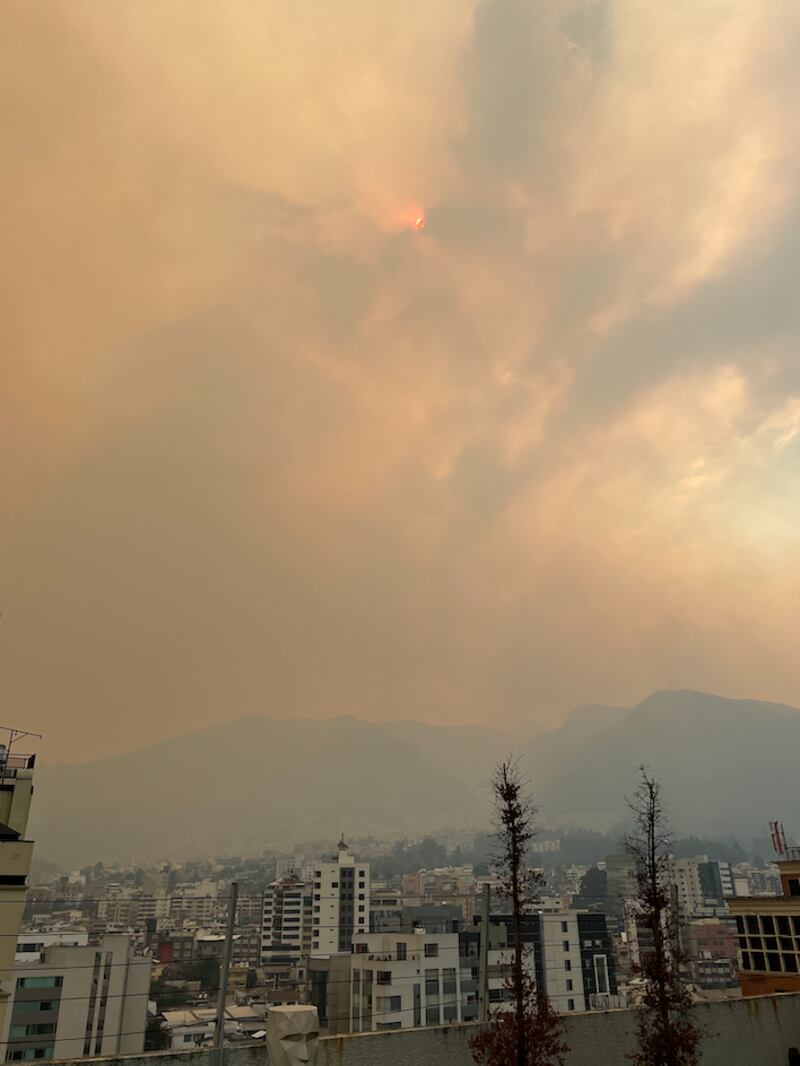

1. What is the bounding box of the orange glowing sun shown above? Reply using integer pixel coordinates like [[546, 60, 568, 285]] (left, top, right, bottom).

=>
[[414, 216, 425, 230]]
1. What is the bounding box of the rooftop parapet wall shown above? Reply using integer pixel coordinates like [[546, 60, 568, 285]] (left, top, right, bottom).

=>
[[39, 993, 800, 1066]]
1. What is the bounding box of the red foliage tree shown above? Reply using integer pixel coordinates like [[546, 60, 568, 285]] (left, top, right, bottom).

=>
[[469, 760, 568, 1066], [625, 767, 704, 1066]]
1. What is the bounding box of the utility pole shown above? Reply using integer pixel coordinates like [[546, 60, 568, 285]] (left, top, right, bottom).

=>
[[478, 881, 491, 1024], [215, 881, 239, 1066]]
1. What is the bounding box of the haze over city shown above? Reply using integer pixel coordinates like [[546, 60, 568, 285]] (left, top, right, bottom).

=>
[[4, 2, 800, 764], [5, 6, 800, 1066]]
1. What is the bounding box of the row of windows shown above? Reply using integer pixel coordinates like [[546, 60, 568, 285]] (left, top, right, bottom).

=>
[[10, 1026, 56, 1038], [314, 870, 367, 878], [13, 1003, 56, 1014], [735, 915, 800, 937], [6, 1049, 54, 1061], [738, 936, 800, 954], [314, 893, 365, 902], [740, 951, 799, 974], [313, 881, 367, 890], [15, 980, 62, 991]]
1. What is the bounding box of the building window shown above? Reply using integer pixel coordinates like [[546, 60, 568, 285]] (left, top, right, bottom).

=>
[[566, 979, 573, 992], [425, 1006, 440, 1025], [331, 882, 339, 889], [561, 922, 568, 933], [377, 971, 392, 985], [354, 943, 367, 954], [567, 999, 575, 1011], [16, 978, 62, 990], [424, 943, 439, 958], [376, 996, 402, 1013], [562, 940, 570, 952], [396, 943, 407, 961], [564, 961, 571, 972]]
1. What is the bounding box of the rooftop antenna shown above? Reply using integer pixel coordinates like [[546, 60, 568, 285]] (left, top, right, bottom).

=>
[[0, 612, 43, 765], [0, 728, 43, 752]]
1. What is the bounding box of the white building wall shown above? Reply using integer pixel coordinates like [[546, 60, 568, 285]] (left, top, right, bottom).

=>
[[350, 932, 461, 1032], [311, 845, 370, 954], [540, 912, 584, 1013], [1, 935, 151, 1060]]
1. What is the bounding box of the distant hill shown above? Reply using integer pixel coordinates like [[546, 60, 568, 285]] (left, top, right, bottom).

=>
[[28, 691, 800, 865], [29, 715, 493, 866], [530, 690, 800, 838]]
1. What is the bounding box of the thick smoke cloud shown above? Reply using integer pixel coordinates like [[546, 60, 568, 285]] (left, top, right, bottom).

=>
[[2, 1, 800, 759]]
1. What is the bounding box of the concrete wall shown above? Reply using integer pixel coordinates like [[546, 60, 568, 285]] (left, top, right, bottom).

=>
[[318, 995, 800, 1066], [46, 993, 800, 1066]]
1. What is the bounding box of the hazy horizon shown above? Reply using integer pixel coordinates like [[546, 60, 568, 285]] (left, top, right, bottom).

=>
[[5, 2, 800, 762]]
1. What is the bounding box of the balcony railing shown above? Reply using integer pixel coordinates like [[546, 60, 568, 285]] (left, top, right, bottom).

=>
[[0, 754, 35, 780], [356, 953, 420, 962]]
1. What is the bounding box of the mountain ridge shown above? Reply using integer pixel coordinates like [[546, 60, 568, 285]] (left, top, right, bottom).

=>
[[27, 690, 800, 865]]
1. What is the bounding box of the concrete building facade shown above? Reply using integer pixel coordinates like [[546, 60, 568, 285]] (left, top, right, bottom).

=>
[[311, 840, 369, 955], [260, 879, 312, 968], [0, 750, 37, 1046], [1, 935, 151, 1062], [350, 931, 462, 1033], [728, 855, 800, 997]]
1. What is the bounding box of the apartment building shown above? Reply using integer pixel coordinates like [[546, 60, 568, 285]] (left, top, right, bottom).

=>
[[260, 878, 312, 967], [728, 853, 800, 996], [0, 747, 37, 1044], [369, 890, 402, 934], [460, 908, 618, 1017], [350, 930, 462, 1032], [15, 935, 88, 964], [0, 935, 151, 1062], [671, 858, 707, 918], [310, 838, 370, 953], [683, 918, 739, 990]]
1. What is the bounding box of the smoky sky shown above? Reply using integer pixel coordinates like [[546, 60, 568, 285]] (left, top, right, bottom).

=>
[[3, 0, 800, 761]]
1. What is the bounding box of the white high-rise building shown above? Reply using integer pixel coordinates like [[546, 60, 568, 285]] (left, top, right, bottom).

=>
[[311, 838, 370, 954], [671, 857, 706, 917]]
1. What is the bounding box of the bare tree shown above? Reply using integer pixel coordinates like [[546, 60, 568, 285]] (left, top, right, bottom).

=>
[[625, 766, 703, 1066], [470, 759, 567, 1066]]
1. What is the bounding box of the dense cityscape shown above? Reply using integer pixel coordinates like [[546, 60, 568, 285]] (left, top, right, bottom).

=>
[[6, 0, 800, 1062], [0, 735, 797, 1064]]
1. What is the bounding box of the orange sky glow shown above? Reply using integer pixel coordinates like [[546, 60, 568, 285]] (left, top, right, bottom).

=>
[[2, 0, 800, 761]]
